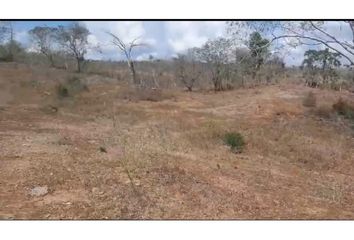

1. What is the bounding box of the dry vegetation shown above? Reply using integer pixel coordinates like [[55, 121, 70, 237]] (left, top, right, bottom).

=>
[[1, 63, 354, 219]]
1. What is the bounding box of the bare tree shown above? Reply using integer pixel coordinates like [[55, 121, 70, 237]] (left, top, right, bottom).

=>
[[107, 32, 146, 86], [56, 22, 90, 72], [196, 37, 232, 91], [0, 21, 24, 61], [29, 26, 58, 67], [174, 48, 201, 91]]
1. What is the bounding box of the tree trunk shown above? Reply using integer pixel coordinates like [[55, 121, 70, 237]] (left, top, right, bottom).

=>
[[213, 77, 223, 91], [48, 55, 55, 68], [152, 69, 160, 88], [128, 60, 139, 85], [213, 67, 223, 91], [77, 58, 81, 73]]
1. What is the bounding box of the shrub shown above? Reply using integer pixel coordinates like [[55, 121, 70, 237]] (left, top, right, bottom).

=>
[[223, 132, 245, 153], [333, 98, 354, 120], [314, 105, 333, 119], [56, 76, 88, 98], [66, 76, 88, 92], [57, 84, 69, 98], [302, 91, 317, 107]]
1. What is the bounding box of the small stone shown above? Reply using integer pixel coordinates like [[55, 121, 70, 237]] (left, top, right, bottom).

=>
[[99, 146, 107, 153], [29, 186, 48, 197]]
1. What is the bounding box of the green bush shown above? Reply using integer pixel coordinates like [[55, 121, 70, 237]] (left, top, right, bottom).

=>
[[223, 132, 245, 153]]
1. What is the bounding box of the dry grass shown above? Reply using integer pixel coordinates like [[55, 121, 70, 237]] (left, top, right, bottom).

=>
[[333, 98, 354, 119], [313, 105, 333, 119], [303, 91, 317, 107], [1, 64, 354, 219], [118, 87, 175, 102]]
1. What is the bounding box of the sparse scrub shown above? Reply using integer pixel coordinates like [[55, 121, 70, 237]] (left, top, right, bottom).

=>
[[314, 105, 333, 119], [333, 98, 354, 120], [119, 87, 174, 102], [302, 91, 317, 107], [4, 21, 354, 220], [56, 75, 88, 98], [223, 132, 245, 153], [174, 50, 201, 91], [136, 88, 165, 102], [57, 84, 69, 98]]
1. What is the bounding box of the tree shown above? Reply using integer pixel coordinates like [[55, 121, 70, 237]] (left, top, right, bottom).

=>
[[248, 32, 270, 79], [56, 23, 90, 72], [0, 21, 11, 43], [0, 40, 25, 62], [29, 26, 58, 67], [302, 48, 341, 87], [107, 32, 146, 86], [227, 21, 354, 66], [174, 48, 201, 91], [196, 37, 232, 91], [0, 22, 25, 62], [0, 21, 17, 61]]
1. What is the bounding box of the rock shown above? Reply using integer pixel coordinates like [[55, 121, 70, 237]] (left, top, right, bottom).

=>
[[99, 146, 107, 153], [29, 186, 48, 197]]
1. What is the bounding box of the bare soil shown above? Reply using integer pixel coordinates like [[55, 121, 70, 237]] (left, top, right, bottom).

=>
[[1, 63, 354, 219]]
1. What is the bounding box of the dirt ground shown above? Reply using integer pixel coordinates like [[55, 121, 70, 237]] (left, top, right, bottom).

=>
[[1, 63, 354, 219]]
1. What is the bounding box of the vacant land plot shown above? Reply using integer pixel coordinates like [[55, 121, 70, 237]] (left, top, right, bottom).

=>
[[1, 64, 354, 219]]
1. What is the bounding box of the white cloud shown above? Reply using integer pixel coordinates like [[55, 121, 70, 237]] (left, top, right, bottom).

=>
[[14, 30, 31, 48], [165, 21, 226, 53], [136, 52, 158, 61], [83, 21, 156, 60], [13, 21, 354, 66], [83, 21, 227, 61]]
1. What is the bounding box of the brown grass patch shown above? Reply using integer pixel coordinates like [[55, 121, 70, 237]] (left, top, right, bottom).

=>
[[313, 105, 333, 119], [302, 91, 317, 107], [118, 87, 175, 102]]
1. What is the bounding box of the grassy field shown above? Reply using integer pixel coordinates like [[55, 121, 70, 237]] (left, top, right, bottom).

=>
[[1, 63, 354, 219]]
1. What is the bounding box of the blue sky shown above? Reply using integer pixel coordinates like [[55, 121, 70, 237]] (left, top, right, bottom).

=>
[[10, 21, 353, 66], [15, 21, 71, 30]]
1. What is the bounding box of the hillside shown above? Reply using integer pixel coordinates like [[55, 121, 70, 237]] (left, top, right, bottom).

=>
[[1, 63, 354, 219]]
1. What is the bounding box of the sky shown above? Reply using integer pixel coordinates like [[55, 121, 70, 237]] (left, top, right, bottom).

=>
[[10, 21, 354, 66]]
